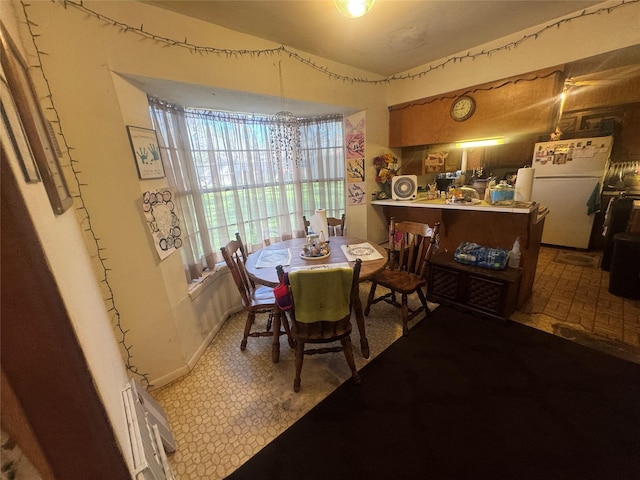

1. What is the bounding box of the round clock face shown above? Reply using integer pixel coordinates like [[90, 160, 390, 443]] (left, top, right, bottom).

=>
[[450, 96, 476, 121]]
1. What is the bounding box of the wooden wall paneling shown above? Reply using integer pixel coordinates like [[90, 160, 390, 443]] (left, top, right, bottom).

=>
[[389, 67, 565, 147], [563, 72, 640, 112], [619, 104, 640, 160]]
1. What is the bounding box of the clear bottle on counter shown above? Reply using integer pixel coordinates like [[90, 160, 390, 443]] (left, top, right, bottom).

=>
[[508, 237, 521, 268]]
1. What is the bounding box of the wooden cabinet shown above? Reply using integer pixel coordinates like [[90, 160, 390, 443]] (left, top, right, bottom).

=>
[[400, 140, 535, 175], [481, 140, 536, 170], [427, 252, 521, 321], [375, 201, 546, 309], [559, 104, 640, 161], [389, 67, 564, 147]]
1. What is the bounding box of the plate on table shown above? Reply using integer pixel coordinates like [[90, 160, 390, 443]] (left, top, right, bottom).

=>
[[300, 251, 331, 261]]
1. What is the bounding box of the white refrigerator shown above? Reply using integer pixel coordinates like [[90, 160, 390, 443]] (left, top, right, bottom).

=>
[[530, 136, 613, 249]]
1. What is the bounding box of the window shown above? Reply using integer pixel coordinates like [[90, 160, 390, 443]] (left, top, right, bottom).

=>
[[149, 98, 345, 283]]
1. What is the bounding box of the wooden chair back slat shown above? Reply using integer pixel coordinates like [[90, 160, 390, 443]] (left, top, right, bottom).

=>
[[365, 220, 441, 335], [416, 222, 440, 278], [221, 239, 251, 306], [221, 232, 292, 354], [389, 219, 434, 275]]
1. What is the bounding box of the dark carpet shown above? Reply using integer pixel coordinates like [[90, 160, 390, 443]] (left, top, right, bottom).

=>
[[226, 307, 640, 480]]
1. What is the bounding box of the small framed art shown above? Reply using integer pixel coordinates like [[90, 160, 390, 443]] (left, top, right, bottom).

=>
[[127, 126, 166, 180]]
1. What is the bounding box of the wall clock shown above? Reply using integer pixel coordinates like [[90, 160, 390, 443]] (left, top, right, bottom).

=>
[[450, 95, 476, 122]]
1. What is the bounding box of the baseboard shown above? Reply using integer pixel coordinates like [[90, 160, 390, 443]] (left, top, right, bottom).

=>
[[186, 305, 243, 371], [148, 305, 243, 390]]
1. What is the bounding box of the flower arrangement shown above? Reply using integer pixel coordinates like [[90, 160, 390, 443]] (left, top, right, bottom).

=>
[[373, 153, 400, 199]]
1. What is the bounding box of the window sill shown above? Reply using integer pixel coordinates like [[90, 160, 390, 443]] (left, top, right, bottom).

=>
[[188, 264, 229, 300]]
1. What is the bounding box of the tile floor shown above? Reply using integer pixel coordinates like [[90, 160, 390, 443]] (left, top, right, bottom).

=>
[[152, 245, 640, 479]]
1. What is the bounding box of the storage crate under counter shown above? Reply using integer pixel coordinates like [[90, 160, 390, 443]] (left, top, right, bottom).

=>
[[427, 252, 521, 322]]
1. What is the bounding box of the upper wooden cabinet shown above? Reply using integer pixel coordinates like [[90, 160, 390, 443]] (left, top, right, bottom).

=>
[[389, 67, 565, 147], [562, 68, 640, 112]]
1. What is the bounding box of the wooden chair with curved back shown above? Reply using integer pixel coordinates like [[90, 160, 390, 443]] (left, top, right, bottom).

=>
[[303, 213, 345, 236], [364, 219, 440, 335], [276, 259, 362, 392], [221, 233, 292, 360]]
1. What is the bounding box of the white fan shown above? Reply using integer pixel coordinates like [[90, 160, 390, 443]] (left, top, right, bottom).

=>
[[391, 175, 418, 200]]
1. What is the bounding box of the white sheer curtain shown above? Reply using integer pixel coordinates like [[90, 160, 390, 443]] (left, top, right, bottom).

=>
[[149, 97, 345, 283]]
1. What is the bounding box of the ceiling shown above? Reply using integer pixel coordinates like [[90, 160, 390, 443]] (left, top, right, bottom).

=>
[[142, 0, 601, 76], [133, 0, 639, 115]]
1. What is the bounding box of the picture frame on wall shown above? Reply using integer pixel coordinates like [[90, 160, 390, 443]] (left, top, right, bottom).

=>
[[127, 126, 166, 180], [1, 75, 41, 183], [0, 21, 73, 214]]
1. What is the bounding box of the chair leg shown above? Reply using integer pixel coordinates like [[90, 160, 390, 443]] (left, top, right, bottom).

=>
[[271, 310, 282, 363], [417, 288, 431, 317], [341, 337, 361, 386], [241, 311, 254, 351], [293, 341, 305, 392], [280, 312, 295, 348], [401, 294, 409, 336], [364, 282, 378, 316]]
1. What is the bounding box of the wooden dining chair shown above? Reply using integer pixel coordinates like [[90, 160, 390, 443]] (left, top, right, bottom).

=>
[[364, 220, 440, 335], [276, 259, 362, 392], [303, 213, 345, 236], [327, 213, 346, 236], [221, 233, 292, 356]]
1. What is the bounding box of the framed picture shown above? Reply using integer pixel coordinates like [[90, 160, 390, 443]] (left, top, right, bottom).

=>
[[1, 75, 41, 183], [0, 21, 73, 214], [127, 126, 165, 179]]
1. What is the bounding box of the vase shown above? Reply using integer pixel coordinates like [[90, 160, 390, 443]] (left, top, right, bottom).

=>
[[376, 182, 392, 200]]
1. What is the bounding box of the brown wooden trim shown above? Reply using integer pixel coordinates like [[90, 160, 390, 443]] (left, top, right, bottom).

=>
[[1, 155, 130, 479]]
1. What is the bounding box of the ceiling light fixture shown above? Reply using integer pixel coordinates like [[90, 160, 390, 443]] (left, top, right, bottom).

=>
[[271, 61, 302, 167], [334, 0, 376, 18]]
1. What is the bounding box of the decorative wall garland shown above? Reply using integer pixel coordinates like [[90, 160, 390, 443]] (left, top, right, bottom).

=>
[[20, 1, 150, 386], [388, 68, 564, 112], [60, 0, 638, 85]]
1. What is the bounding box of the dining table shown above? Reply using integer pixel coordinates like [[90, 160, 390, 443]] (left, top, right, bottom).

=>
[[245, 236, 388, 361]]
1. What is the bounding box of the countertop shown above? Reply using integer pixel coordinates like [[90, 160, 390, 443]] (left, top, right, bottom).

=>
[[371, 197, 539, 214]]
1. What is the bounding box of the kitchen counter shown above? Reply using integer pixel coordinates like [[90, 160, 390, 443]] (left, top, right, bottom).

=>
[[372, 198, 537, 214], [372, 197, 547, 309]]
